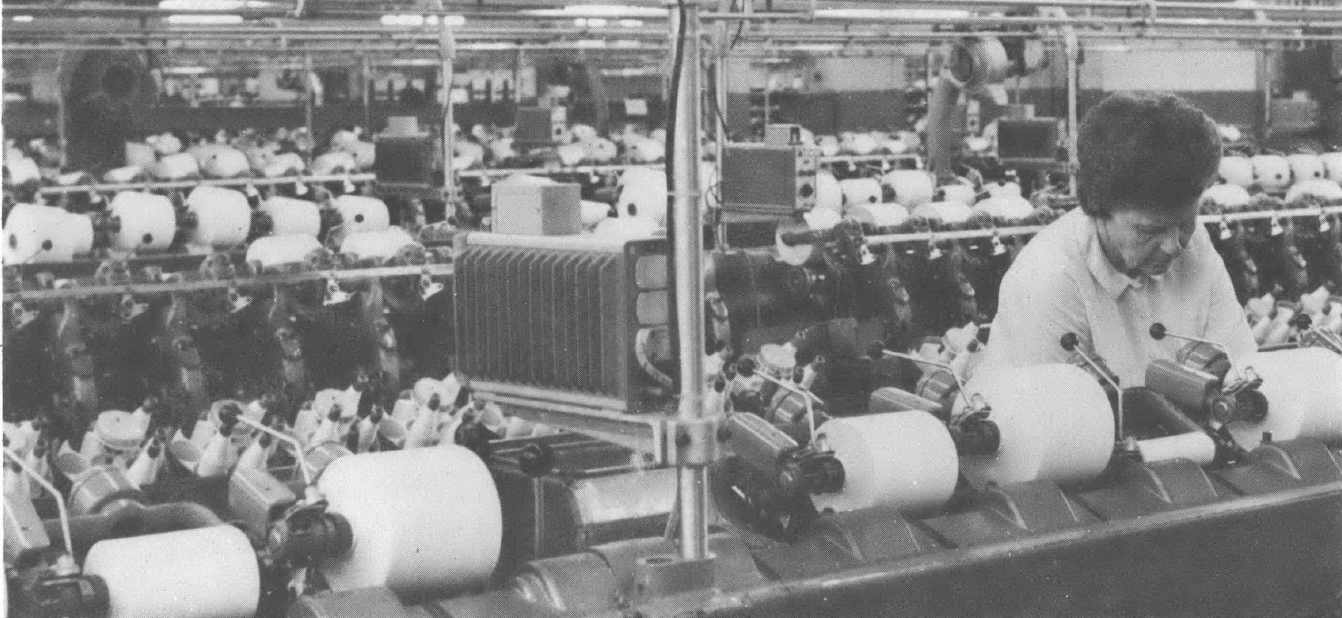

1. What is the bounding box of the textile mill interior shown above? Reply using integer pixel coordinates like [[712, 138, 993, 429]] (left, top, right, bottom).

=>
[[3, 0, 1342, 616]]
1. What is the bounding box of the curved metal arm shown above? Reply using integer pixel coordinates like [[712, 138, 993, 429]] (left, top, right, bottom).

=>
[[4, 446, 74, 562], [1060, 332, 1125, 442], [234, 415, 313, 488], [873, 349, 977, 414], [1149, 323, 1247, 383]]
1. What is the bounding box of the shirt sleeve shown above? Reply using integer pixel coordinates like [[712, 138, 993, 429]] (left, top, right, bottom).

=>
[[1202, 251, 1258, 363], [983, 261, 1091, 373]]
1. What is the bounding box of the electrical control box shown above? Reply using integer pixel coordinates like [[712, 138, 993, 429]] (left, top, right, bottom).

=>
[[515, 106, 569, 146], [721, 143, 820, 218], [374, 133, 437, 189], [996, 118, 1061, 165]]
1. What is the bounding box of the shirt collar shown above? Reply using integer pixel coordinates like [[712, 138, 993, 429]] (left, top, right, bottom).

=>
[[1084, 215, 1144, 299]]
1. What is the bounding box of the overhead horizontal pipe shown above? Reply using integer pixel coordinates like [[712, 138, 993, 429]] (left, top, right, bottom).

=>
[[5, 5, 1342, 30], [7, 24, 1337, 42], [696, 11, 1342, 32], [8, 26, 1340, 48], [8, 0, 1342, 19]]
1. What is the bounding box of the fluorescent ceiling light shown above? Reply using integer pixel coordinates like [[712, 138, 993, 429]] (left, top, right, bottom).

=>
[[575, 39, 607, 48], [166, 13, 244, 23], [159, 0, 244, 10], [382, 13, 463, 26], [790, 43, 842, 52], [385, 59, 441, 66], [382, 14, 424, 25], [612, 39, 641, 48], [464, 42, 517, 50], [165, 66, 212, 74], [619, 19, 643, 27], [814, 8, 971, 19], [12, 14, 34, 21], [527, 4, 664, 17], [601, 67, 657, 76]]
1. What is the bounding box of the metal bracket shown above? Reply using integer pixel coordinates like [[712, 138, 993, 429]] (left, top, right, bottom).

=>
[[322, 276, 352, 306], [631, 554, 716, 602], [94, 259, 131, 286], [10, 302, 40, 329], [227, 285, 254, 314], [663, 416, 725, 467], [418, 273, 445, 301], [119, 293, 148, 323], [482, 389, 665, 461]]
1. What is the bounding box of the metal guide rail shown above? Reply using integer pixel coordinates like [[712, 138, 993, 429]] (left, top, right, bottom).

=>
[[15, 153, 917, 197], [30, 173, 378, 196], [453, 154, 921, 179], [864, 205, 1342, 246], [3, 262, 454, 303], [456, 163, 665, 179], [821, 154, 922, 165]]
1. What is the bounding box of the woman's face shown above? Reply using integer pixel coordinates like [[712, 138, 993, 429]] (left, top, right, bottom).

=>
[[1096, 200, 1199, 277]]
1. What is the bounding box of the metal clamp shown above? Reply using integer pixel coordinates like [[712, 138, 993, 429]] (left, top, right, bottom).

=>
[[10, 302, 40, 329], [322, 276, 352, 306], [118, 292, 149, 322], [418, 272, 445, 301], [94, 259, 132, 285], [663, 416, 726, 467], [227, 284, 254, 313]]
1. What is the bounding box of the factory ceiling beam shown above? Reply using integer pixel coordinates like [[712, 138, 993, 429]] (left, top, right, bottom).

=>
[[7, 17, 1339, 37], [8, 0, 1342, 22], [698, 11, 1342, 32], [116, 0, 1342, 19]]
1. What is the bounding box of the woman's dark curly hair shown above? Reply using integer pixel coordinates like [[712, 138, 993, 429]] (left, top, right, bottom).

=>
[[1077, 92, 1221, 219]]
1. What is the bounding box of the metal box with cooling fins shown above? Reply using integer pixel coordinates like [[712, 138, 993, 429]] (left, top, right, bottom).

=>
[[453, 233, 671, 414]]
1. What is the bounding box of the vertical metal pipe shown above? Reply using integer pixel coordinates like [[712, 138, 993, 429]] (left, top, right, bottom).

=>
[[514, 49, 524, 105], [1063, 24, 1079, 196], [440, 23, 459, 209], [713, 0, 730, 249], [304, 53, 315, 145], [763, 85, 771, 127], [362, 55, 372, 132], [677, 466, 709, 560], [671, 0, 708, 562], [56, 53, 68, 170], [673, 1, 705, 422], [1260, 47, 1272, 143], [531, 477, 546, 557]]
